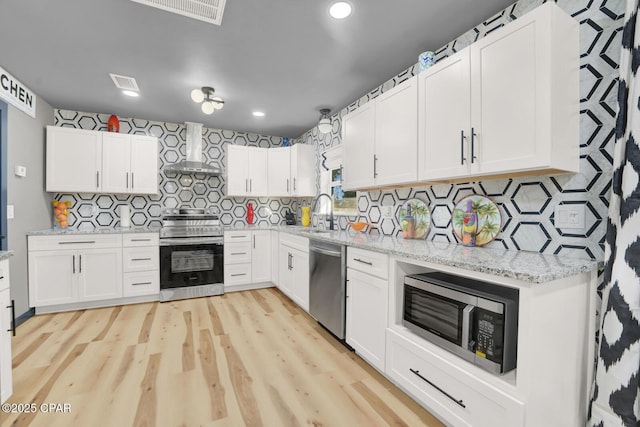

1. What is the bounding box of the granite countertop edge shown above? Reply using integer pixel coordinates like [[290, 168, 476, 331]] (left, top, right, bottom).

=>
[[0, 251, 14, 261]]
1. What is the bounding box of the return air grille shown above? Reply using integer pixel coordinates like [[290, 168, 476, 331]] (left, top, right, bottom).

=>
[[109, 73, 140, 91], [130, 0, 227, 25]]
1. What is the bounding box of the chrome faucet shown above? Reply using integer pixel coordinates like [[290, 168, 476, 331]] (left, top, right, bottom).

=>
[[311, 193, 334, 230]]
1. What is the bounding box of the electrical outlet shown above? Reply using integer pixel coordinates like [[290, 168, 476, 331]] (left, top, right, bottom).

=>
[[381, 205, 394, 218], [555, 205, 585, 229]]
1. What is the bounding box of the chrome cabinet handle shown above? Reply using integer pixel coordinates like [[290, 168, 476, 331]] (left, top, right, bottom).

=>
[[79, 254, 82, 273], [126, 172, 129, 189], [131, 238, 151, 242], [253, 235, 255, 249], [230, 273, 246, 277], [132, 258, 152, 261], [409, 368, 465, 408], [245, 179, 248, 192], [293, 177, 296, 191], [96, 171, 100, 188], [132, 172, 135, 189], [373, 155, 378, 178], [250, 179, 252, 192], [287, 179, 290, 192], [132, 282, 152, 286], [231, 252, 246, 255], [353, 258, 373, 266], [58, 241, 95, 245], [72, 255, 75, 274]]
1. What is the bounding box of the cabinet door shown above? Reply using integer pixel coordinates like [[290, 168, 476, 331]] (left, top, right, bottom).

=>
[[251, 231, 271, 283], [101, 132, 131, 193], [470, 16, 541, 175], [278, 245, 292, 297], [46, 126, 102, 193], [342, 103, 375, 190], [130, 135, 159, 194], [248, 147, 269, 196], [291, 248, 309, 312], [78, 248, 123, 301], [418, 50, 472, 181], [28, 250, 77, 307], [375, 76, 418, 186], [346, 268, 387, 371], [268, 148, 291, 196], [291, 144, 316, 197], [0, 287, 12, 403], [226, 145, 249, 196]]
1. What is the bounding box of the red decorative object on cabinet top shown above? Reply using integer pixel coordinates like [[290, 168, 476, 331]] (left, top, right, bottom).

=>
[[107, 114, 120, 132], [247, 202, 254, 224]]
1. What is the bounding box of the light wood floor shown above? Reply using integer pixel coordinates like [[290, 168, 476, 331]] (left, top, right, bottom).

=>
[[1, 288, 444, 427]]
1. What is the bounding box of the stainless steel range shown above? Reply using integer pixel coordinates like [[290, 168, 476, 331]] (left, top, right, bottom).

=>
[[159, 207, 224, 302]]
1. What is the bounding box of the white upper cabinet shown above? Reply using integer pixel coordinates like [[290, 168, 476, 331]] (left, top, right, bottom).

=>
[[226, 145, 268, 197], [130, 135, 159, 194], [46, 126, 102, 193], [47, 126, 158, 195], [343, 76, 418, 190], [267, 145, 316, 197], [418, 2, 579, 182]]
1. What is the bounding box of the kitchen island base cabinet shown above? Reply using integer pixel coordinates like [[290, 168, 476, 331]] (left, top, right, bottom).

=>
[[278, 233, 309, 311], [0, 260, 12, 403]]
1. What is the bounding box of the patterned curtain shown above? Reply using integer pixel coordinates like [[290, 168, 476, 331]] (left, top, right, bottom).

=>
[[588, 1, 640, 426]]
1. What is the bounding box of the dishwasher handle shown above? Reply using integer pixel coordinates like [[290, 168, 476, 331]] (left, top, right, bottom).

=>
[[310, 245, 342, 257]]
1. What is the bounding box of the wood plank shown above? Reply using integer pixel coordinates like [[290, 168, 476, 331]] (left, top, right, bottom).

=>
[[132, 353, 161, 427], [12, 332, 53, 369], [92, 305, 122, 341], [137, 302, 157, 344], [198, 329, 227, 420], [182, 311, 195, 372]]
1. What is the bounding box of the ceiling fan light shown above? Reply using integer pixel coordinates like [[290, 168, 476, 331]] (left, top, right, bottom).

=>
[[191, 88, 204, 103], [201, 101, 215, 114]]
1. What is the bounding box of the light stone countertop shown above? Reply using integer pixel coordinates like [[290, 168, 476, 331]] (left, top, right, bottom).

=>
[[0, 251, 14, 261], [26, 226, 161, 236], [26, 224, 600, 283]]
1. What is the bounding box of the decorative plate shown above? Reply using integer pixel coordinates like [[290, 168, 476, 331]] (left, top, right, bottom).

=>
[[398, 198, 430, 239], [452, 195, 502, 247]]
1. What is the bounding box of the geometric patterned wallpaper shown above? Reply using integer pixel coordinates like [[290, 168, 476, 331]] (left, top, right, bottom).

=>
[[296, 0, 624, 264], [53, 110, 306, 229]]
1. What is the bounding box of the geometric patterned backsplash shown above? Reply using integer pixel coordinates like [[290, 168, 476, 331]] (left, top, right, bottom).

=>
[[53, 110, 307, 230], [297, 0, 624, 263]]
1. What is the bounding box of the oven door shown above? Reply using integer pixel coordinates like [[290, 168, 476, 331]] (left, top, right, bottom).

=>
[[160, 241, 223, 289], [402, 276, 477, 349]]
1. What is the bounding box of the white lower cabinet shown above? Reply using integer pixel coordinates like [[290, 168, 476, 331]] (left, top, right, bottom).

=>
[[223, 230, 271, 291], [386, 329, 524, 427], [278, 233, 309, 311], [0, 260, 12, 403], [28, 233, 159, 312], [346, 248, 389, 372]]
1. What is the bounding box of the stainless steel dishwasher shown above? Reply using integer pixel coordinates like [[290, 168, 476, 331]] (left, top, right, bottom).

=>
[[309, 239, 346, 340]]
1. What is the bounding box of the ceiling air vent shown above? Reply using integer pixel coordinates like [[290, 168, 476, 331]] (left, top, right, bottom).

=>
[[130, 0, 227, 26], [109, 73, 140, 91]]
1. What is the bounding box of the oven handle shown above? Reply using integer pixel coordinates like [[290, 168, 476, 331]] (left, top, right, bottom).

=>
[[160, 238, 223, 246]]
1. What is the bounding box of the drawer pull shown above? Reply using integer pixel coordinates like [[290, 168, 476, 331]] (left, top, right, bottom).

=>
[[132, 282, 152, 286], [353, 258, 373, 266], [7, 299, 15, 336], [0, 276, 4, 280], [229, 235, 246, 239], [231, 252, 247, 256], [59, 241, 96, 245], [409, 368, 465, 408], [131, 238, 151, 242], [230, 273, 246, 277], [132, 258, 152, 261]]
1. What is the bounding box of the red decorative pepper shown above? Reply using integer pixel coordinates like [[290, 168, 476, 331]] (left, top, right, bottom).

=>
[[247, 202, 254, 224]]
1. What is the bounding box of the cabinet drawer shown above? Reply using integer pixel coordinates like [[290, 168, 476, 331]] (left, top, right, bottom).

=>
[[0, 259, 9, 292], [29, 234, 122, 251], [224, 242, 252, 264], [386, 329, 524, 427], [124, 271, 159, 297], [123, 233, 159, 247], [224, 230, 251, 243], [224, 263, 252, 286], [279, 232, 308, 253], [347, 247, 389, 278], [123, 246, 159, 272]]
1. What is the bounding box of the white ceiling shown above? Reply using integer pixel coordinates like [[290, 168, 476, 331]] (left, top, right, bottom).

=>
[[0, 0, 515, 137]]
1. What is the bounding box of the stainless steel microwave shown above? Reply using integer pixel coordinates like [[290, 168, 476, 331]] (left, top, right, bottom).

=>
[[403, 272, 519, 374]]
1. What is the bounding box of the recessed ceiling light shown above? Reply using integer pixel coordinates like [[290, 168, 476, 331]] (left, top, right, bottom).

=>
[[252, 111, 265, 117], [329, 2, 351, 19], [122, 90, 139, 97]]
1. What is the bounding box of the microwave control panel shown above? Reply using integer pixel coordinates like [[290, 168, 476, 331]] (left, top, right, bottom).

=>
[[474, 308, 504, 363]]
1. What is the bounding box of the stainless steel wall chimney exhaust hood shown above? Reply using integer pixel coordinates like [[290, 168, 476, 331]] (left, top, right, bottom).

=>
[[164, 122, 223, 175]]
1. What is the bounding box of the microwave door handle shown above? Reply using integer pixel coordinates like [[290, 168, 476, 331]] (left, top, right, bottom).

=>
[[461, 305, 475, 351]]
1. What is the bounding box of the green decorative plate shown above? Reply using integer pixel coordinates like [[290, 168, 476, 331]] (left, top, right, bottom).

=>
[[398, 198, 430, 239], [452, 195, 502, 246]]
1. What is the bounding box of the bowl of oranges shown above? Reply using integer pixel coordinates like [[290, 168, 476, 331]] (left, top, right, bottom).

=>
[[53, 200, 71, 228]]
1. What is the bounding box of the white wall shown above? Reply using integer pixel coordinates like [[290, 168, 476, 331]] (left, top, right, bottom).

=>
[[7, 97, 54, 319]]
